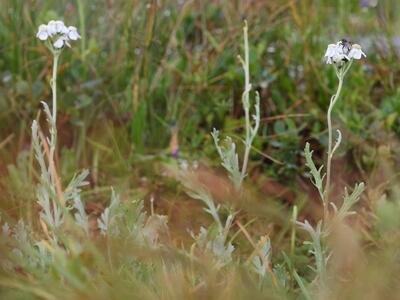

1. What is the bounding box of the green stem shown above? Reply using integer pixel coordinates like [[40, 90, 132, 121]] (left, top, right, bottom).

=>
[[290, 205, 298, 280], [324, 69, 344, 219], [49, 52, 60, 182], [290, 205, 298, 258], [239, 21, 251, 189], [52, 52, 60, 123], [77, 0, 86, 58]]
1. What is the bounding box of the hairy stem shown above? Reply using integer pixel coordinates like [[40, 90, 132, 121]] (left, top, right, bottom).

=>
[[325, 73, 343, 218], [52, 52, 59, 123], [239, 21, 251, 188], [49, 52, 60, 192]]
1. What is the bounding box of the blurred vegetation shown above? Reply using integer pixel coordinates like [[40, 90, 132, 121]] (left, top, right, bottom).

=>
[[1, 0, 400, 299]]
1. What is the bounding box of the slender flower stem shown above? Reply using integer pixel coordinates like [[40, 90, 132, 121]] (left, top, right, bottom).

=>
[[239, 21, 251, 188], [324, 60, 353, 221], [49, 51, 60, 187], [52, 52, 60, 123], [324, 70, 343, 219]]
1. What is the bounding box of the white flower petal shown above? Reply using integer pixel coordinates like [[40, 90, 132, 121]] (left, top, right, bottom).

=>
[[36, 24, 49, 40], [348, 49, 359, 59], [54, 20, 66, 33], [37, 31, 49, 41], [348, 44, 366, 60], [38, 24, 47, 32], [60, 25, 69, 34], [47, 20, 57, 36], [67, 27, 81, 41], [324, 44, 341, 64], [324, 44, 338, 57], [54, 38, 64, 49]]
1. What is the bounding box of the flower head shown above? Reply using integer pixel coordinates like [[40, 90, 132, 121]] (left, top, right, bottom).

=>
[[324, 40, 366, 65], [36, 20, 80, 51], [324, 44, 342, 64]]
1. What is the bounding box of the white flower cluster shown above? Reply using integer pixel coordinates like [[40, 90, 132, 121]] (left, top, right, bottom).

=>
[[36, 20, 80, 49], [324, 39, 366, 65]]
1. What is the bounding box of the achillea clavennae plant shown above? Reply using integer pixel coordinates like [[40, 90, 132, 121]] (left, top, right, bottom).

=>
[[211, 21, 260, 191], [322, 39, 366, 211], [32, 20, 84, 235], [296, 40, 366, 295]]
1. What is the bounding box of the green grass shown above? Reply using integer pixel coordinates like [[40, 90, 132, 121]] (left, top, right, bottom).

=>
[[1, 0, 400, 299]]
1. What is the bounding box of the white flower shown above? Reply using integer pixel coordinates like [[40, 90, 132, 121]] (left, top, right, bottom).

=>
[[36, 20, 80, 50], [324, 44, 338, 60], [324, 40, 365, 65], [47, 20, 57, 36], [324, 44, 340, 64], [67, 26, 81, 41], [348, 44, 366, 60], [36, 24, 49, 40], [53, 38, 65, 49], [54, 20, 67, 34], [54, 36, 71, 49], [324, 43, 348, 64]]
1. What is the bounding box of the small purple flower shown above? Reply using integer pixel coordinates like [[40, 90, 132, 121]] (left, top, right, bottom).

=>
[[360, 0, 378, 8]]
